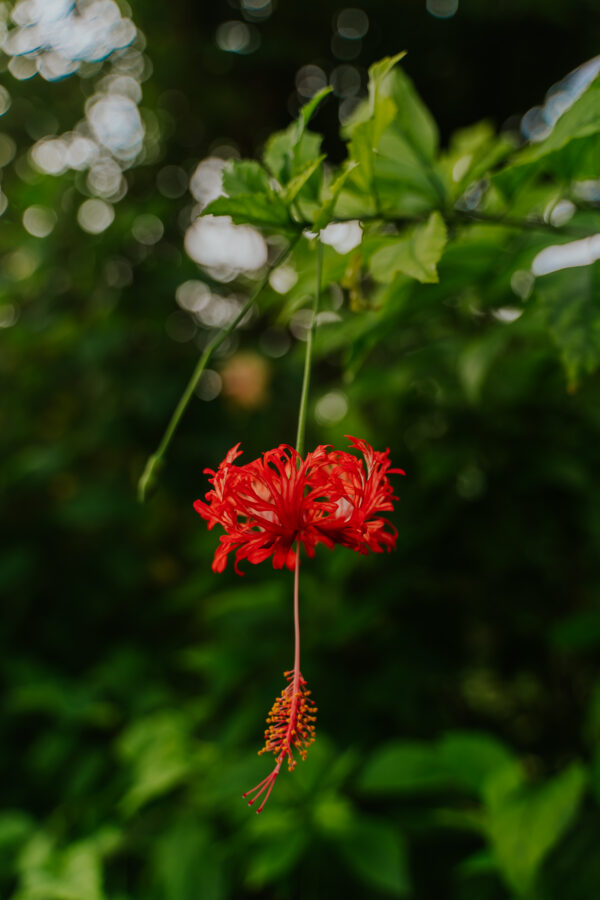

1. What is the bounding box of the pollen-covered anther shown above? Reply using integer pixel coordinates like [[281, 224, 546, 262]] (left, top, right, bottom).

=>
[[243, 670, 317, 811]]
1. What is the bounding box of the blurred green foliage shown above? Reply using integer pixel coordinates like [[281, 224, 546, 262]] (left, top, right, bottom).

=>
[[2, 1, 600, 899]]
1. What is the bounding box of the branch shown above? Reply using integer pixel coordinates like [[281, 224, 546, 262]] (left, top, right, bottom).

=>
[[138, 232, 302, 501]]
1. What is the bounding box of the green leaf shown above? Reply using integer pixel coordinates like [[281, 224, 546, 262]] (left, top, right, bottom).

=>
[[358, 740, 450, 794], [0, 811, 34, 853], [245, 829, 308, 889], [312, 793, 356, 836], [336, 817, 411, 896], [550, 610, 600, 652], [439, 731, 517, 794], [264, 128, 322, 185], [458, 848, 498, 876], [154, 819, 224, 900], [202, 194, 293, 230], [345, 52, 405, 206], [485, 762, 587, 895], [369, 211, 447, 283], [535, 260, 600, 387], [15, 833, 109, 900], [441, 120, 516, 200], [222, 159, 272, 197], [518, 75, 600, 163], [388, 67, 439, 162], [368, 52, 407, 107], [372, 69, 445, 210], [203, 157, 296, 230], [272, 238, 358, 323], [359, 732, 516, 799], [495, 76, 600, 194], [340, 53, 446, 216], [313, 161, 359, 231], [298, 86, 332, 129], [368, 52, 406, 142], [262, 91, 329, 187], [282, 154, 325, 205], [117, 712, 194, 815], [483, 761, 526, 811], [347, 120, 380, 201]]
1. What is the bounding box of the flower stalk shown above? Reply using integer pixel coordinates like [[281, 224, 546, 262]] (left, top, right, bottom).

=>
[[295, 236, 322, 457], [243, 550, 317, 813], [244, 239, 323, 812]]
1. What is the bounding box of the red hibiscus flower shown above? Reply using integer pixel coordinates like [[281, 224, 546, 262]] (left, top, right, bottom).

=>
[[193, 436, 404, 574]]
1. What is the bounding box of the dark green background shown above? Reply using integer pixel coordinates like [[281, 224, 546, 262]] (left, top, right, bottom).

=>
[[2, 1, 600, 898]]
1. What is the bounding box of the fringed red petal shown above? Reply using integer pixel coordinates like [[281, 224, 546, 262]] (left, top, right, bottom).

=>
[[194, 437, 403, 573]]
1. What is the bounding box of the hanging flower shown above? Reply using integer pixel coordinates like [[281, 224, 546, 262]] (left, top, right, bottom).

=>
[[193, 437, 404, 813], [193, 436, 404, 574]]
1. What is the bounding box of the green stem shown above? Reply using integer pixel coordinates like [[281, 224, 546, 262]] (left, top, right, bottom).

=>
[[292, 211, 592, 238], [451, 209, 590, 237], [295, 238, 322, 456], [138, 232, 301, 501]]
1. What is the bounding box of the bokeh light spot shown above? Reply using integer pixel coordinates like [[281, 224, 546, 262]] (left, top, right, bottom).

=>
[[269, 265, 298, 294], [221, 352, 270, 409], [521, 106, 552, 143], [87, 158, 125, 199], [30, 137, 69, 174], [510, 270, 534, 300], [86, 93, 144, 160], [295, 65, 327, 99], [6, 249, 39, 279], [193, 294, 243, 329], [157, 165, 188, 199], [491, 307, 523, 324], [338, 96, 361, 124], [0, 134, 16, 167], [259, 327, 291, 358], [5, 0, 137, 82], [315, 391, 348, 425], [216, 20, 259, 54], [132, 213, 164, 246], [175, 280, 211, 313], [546, 199, 575, 227], [335, 8, 369, 39], [104, 257, 133, 288], [189, 157, 225, 208], [521, 57, 600, 144], [241, 0, 272, 20], [289, 308, 313, 341], [0, 86, 11, 116], [532, 234, 600, 276], [195, 369, 222, 401], [320, 220, 362, 254], [66, 135, 98, 170], [8, 56, 37, 80], [184, 215, 267, 275], [426, 0, 459, 19], [330, 65, 361, 98], [331, 33, 361, 61], [77, 197, 115, 234], [23, 205, 57, 237], [0, 303, 18, 328], [165, 311, 196, 343]]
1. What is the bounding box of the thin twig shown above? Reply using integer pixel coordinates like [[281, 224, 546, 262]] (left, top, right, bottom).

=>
[[138, 231, 302, 501]]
